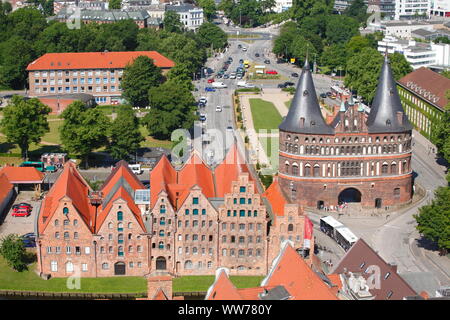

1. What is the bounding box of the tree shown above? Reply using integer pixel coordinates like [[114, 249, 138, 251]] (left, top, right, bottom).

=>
[[414, 186, 450, 254], [0, 36, 36, 89], [320, 43, 347, 73], [7, 7, 47, 41], [0, 96, 51, 159], [59, 101, 110, 167], [197, 0, 216, 21], [441, 70, 450, 79], [108, 105, 144, 161], [109, 0, 121, 9], [142, 80, 196, 140], [197, 22, 227, 50], [0, 234, 27, 271], [164, 10, 183, 33], [121, 55, 163, 108], [344, 0, 368, 24], [345, 35, 371, 57], [166, 63, 195, 90], [325, 15, 359, 45], [345, 48, 412, 103]]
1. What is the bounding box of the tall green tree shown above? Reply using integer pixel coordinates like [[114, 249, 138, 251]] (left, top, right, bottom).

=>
[[344, 0, 368, 24], [197, 0, 216, 21], [0, 96, 51, 159], [59, 101, 110, 167], [345, 49, 412, 103], [142, 80, 196, 140], [431, 91, 450, 164], [108, 105, 144, 161], [0, 234, 27, 272], [196, 22, 227, 50], [325, 15, 360, 45], [414, 186, 450, 254], [164, 10, 183, 33], [320, 43, 347, 73], [121, 55, 163, 108]]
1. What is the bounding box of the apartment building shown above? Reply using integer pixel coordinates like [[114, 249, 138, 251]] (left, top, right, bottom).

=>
[[394, 0, 430, 20], [26, 51, 174, 105], [166, 3, 204, 31]]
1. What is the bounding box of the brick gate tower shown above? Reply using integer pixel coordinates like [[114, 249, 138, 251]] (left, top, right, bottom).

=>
[[277, 55, 414, 209]]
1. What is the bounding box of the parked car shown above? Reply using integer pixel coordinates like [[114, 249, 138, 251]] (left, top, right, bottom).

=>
[[238, 44, 242, 49], [284, 81, 295, 87], [326, 91, 332, 97], [12, 209, 31, 217], [264, 59, 271, 64], [277, 83, 287, 88], [255, 53, 260, 57], [229, 73, 236, 79], [22, 232, 36, 240], [22, 237, 36, 248], [199, 97, 207, 104], [226, 126, 233, 132], [320, 93, 327, 99], [215, 106, 222, 112], [223, 74, 230, 79], [228, 57, 233, 62], [266, 70, 278, 75], [242, 47, 247, 51], [239, 59, 244, 64], [207, 78, 215, 83], [291, 72, 299, 77], [205, 87, 216, 92], [199, 114, 207, 121], [13, 204, 32, 212]]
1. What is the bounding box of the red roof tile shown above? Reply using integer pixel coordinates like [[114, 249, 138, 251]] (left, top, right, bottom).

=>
[[178, 153, 215, 199], [0, 174, 14, 205], [149, 155, 177, 208], [100, 160, 144, 197], [263, 176, 287, 216], [206, 269, 243, 300], [0, 166, 44, 183], [26, 51, 175, 71], [398, 67, 450, 111], [214, 144, 253, 197], [151, 288, 169, 300], [39, 162, 96, 234], [262, 244, 338, 300]]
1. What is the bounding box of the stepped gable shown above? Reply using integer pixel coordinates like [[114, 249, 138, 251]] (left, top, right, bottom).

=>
[[279, 58, 334, 135], [367, 53, 413, 133], [38, 162, 96, 233]]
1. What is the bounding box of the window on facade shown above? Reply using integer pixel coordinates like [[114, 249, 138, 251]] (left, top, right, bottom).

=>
[[185, 209, 189, 215], [64, 232, 69, 240], [222, 235, 227, 243], [239, 210, 245, 217], [74, 232, 78, 239], [248, 236, 253, 243], [231, 236, 235, 243], [51, 261, 58, 272], [240, 186, 246, 193], [159, 230, 165, 237], [382, 164, 389, 175], [54, 219, 59, 226], [239, 198, 245, 204], [193, 197, 199, 204], [239, 236, 245, 244], [222, 249, 227, 256], [222, 223, 227, 231], [288, 224, 294, 232], [117, 211, 123, 221], [238, 249, 245, 257], [55, 232, 60, 239], [193, 209, 199, 215], [231, 223, 235, 230], [202, 209, 206, 215]]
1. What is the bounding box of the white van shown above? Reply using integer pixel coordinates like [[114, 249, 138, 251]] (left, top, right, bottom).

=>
[[212, 82, 227, 88], [128, 164, 143, 175]]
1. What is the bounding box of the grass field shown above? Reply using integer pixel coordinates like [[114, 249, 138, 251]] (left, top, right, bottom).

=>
[[0, 256, 263, 294], [41, 120, 64, 145], [249, 98, 282, 132]]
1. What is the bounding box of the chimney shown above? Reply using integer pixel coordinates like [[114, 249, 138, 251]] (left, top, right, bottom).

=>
[[396, 111, 403, 125]]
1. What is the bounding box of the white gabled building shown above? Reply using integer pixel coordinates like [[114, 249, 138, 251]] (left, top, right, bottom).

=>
[[394, 0, 431, 20], [166, 3, 204, 31]]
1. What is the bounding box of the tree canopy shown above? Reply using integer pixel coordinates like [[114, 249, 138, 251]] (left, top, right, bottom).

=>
[[59, 101, 110, 167], [0, 234, 27, 272], [164, 10, 183, 33], [197, 0, 216, 21], [108, 105, 144, 161], [142, 80, 196, 140], [0, 96, 51, 159], [121, 55, 163, 108], [109, 0, 121, 10], [196, 22, 228, 50]]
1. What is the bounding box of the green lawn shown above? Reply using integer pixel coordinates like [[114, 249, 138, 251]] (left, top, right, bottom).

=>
[[249, 98, 282, 132], [139, 125, 173, 149], [0, 256, 263, 294], [0, 256, 146, 294], [41, 120, 63, 145], [173, 275, 264, 292]]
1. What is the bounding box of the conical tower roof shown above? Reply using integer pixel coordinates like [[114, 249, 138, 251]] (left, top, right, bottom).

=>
[[279, 59, 334, 135], [367, 54, 413, 133]]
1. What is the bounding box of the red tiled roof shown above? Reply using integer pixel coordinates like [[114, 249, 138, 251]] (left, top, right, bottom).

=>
[[178, 153, 215, 199], [333, 238, 417, 300], [214, 144, 253, 197], [398, 67, 450, 111], [100, 160, 144, 197], [0, 174, 14, 205], [149, 155, 177, 208], [237, 286, 275, 300], [263, 244, 338, 300], [327, 274, 343, 291], [263, 176, 287, 216], [39, 162, 96, 234], [26, 51, 175, 71], [206, 269, 244, 300], [0, 166, 44, 183]]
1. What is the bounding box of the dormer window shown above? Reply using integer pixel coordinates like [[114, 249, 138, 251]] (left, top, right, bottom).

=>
[[63, 207, 69, 215], [386, 119, 391, 126]]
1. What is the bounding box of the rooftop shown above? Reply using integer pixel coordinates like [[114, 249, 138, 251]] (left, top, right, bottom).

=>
[[26, 51, 175, 71], [0, 166, 45, 184]]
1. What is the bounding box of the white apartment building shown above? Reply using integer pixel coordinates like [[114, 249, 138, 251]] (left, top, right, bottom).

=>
[[166, 3, 204, 31], [395, 0, 431, 20], [378, 35, 450, 69], [382, 19, 447, 38]]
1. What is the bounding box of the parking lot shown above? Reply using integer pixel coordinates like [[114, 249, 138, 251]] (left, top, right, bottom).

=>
[[0, 191, 40, 238]]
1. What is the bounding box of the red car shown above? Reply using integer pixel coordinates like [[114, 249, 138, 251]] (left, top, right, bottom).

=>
[[265, 70, 278, 75], [207, 78, 215, 83], [13, 204, 32, 212], [12, 208, 31, 217]]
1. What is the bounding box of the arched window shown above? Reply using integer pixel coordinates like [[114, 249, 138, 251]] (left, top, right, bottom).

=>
[[117, 211, 123, 221], [160, 205, 166, 214], [159, 230, 164, 237], [391, 162, 397, 174], [382, 164, 389, 175], [158, 241, 164, 249], [304, 165, 311, 177], [54, 219, 59, 226], [313, 165, 320, 177], [288, 224, 294, 232], [160, 217, 165, 225], [394, 188, 400, 198], [238, 250, 245, 257], [63, 207, 69, 215], [285, 162, 290, 174], [292, 164, 299, 176], [239, 236, 245, 244], [184, 260, 193, 269], [64, 232, 69, 240]]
